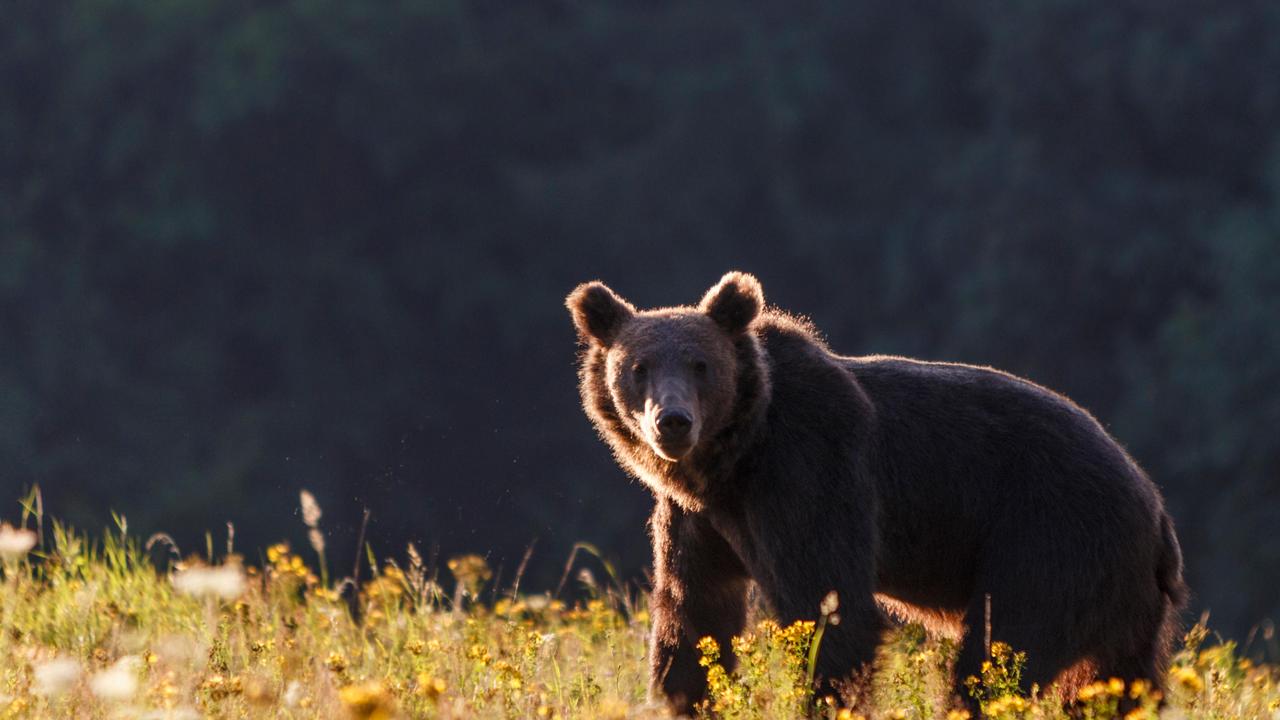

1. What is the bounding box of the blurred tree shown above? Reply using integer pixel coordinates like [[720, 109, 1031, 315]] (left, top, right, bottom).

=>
[[0, 0, 1277, 635]]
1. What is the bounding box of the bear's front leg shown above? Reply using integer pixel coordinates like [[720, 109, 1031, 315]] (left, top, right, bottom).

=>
[[744, 494, 888, 703], [648, 498, 750, 716]]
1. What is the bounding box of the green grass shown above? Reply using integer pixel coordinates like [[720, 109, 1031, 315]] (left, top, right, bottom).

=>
[[0, 501, 1276, 719]]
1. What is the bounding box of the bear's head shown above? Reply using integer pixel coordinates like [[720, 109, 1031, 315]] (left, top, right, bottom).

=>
[[566, 272, 768, 478]]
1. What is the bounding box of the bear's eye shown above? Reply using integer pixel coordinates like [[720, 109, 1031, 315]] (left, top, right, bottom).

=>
[[633, 364, 648, 382], [693, 360, 708, 376]]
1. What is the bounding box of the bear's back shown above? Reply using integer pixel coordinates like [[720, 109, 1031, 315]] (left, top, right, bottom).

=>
[[844, 353, 1163, 562], [752, 318, 1164, 595]]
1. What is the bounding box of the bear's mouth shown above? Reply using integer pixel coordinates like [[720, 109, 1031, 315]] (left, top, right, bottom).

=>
[[651, 437, 696, 462]]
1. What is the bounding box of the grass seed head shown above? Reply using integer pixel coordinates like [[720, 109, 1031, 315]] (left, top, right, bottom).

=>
[[299, 490, 322, 529]]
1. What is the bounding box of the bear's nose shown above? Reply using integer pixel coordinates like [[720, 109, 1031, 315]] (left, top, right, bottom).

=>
[[656, 409, 693, 440]]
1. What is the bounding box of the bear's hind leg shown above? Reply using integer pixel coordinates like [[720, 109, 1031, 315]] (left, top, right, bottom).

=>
[[1090, 599, 1179, 710], [952, 588, 1085, 713]]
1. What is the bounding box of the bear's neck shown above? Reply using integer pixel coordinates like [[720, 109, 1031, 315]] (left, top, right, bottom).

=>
[[581, 333, 772, 512]]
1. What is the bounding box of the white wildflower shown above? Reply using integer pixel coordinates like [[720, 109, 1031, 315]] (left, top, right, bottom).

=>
[[0, 523, 37, 560], [282, 680, 302, 708], [90, 656, 139, 701], [172, 564, 247, 600], [32, 657, 81, 697]]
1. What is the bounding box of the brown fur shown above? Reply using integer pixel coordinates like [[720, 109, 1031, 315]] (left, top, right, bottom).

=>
[[567, 272, 1187, 716]]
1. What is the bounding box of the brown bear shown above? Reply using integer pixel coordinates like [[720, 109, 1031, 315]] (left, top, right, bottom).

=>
[[566, 271, 1186, 715]]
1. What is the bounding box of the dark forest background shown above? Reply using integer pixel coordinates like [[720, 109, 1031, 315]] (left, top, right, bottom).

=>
[[2, 1, 1279, 638]]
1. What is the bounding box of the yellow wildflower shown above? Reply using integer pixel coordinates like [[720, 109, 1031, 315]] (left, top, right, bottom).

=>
[[338, 680, 396, 720], [326, 652, 348, 673], [447, 554, 492, 595], [1173, 665, 1203, 693], [266, 543, 289, 564], [416, 672, 446, 701]]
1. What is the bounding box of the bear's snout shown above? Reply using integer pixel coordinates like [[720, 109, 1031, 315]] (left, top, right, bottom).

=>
[[647, 405, 698, 461], [656, 409, 693, 440]]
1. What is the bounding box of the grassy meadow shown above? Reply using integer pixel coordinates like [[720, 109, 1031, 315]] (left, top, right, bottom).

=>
[[0, 493, 1276, 719]]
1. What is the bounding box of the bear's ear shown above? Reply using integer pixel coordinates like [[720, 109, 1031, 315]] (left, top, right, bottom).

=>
[[700, 271, 764, 334], [566, 281, 636, 347]]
